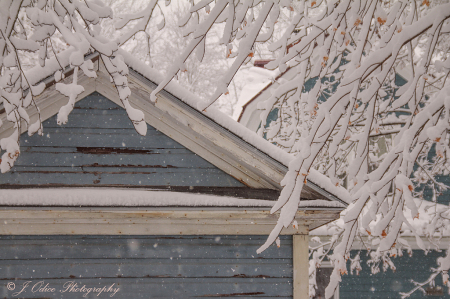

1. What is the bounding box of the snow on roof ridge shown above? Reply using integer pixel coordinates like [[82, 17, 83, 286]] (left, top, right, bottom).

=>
[[25, 47, 77, 86], [232, 66, 276, 120]]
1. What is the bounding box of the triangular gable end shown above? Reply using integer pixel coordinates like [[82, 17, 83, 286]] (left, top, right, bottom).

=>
[[0, 92, 246, 190], [0, 54, 347, 206]]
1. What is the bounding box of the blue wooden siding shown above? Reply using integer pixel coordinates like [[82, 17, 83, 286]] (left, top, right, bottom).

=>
[[0, 235, 292, 298], [423, 175, 450, 205], [339, 250, 449, 298], [0, 92, 243, 188]]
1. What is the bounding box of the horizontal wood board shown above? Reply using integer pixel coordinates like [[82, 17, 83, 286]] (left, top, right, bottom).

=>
[[0, 92, 244, 188], [0, 208, 315, 235], [0, 235, 293, 298]]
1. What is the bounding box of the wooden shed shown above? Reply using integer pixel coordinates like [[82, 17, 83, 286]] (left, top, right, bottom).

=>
[[0, 52, 347, 298]]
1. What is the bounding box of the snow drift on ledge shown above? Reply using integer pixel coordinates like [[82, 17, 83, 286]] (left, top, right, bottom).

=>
[[0, 189, 345, 208]]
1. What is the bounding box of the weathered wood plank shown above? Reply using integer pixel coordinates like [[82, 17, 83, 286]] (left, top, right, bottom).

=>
[[9, 166, 223, 173], [0, 170, 242, 187], [0, 258, 293, 279], [0, 237, 291, 272], [0, 208, 338, 221], [21, 129, 185, 148], [0, 209, 316, 235], [0, 223, 306, 236], [14, 151, 215, 169], [19, 146, 192, 154], [44, 112, 137, 129], [0, 277, 293, 298]]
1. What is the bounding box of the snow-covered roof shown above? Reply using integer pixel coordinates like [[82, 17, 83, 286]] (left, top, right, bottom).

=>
[[235, 65, 297, 132], [231, 66, 277, 121], [12, 49, 350, 208], [0, 188, 346, 208]]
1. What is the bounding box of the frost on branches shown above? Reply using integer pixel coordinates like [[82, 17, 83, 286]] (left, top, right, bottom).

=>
[[2, 0, 450, 298]]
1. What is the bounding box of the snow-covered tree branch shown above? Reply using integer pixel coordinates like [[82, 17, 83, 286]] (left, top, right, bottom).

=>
[[2, 0, 450, 298], [243, 1, 450, 298]]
